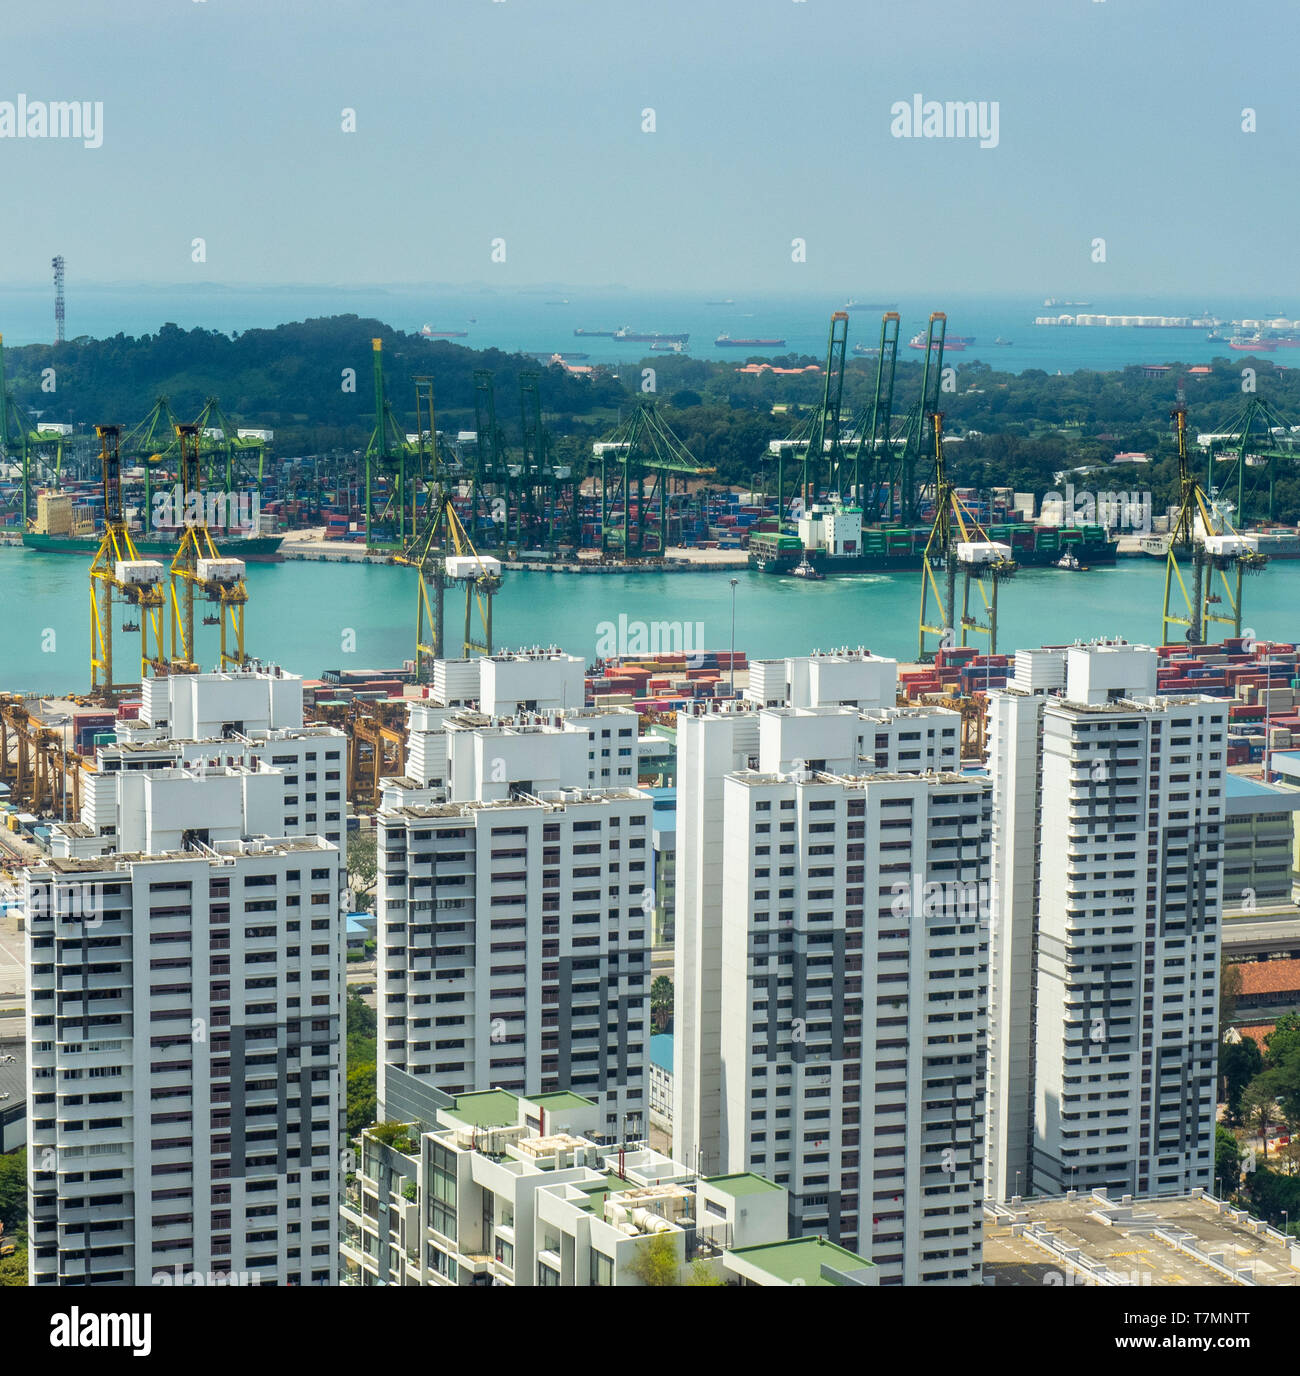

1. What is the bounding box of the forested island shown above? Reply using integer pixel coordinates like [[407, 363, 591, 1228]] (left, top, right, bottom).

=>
[[5, 314, 1300, 522]]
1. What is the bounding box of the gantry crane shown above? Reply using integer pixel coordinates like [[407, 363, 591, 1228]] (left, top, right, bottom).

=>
[[1204, 395, 1298, 528], [364, 337, 428, 549], [917, 412, 1017, 661], [89, 425, 167, 697], [898, 312, 948, 525], [163, 423, 250, 673], [798, 311, 851, 506], [1, 332, 69, 526], [592, 400, 711, 558], [1163, 401, 1269, 645], [122, 396, 184, 526], [192, 396, 269, 500], [393, 480, 504, 682], [0, 696, 85, 816], [850, 312, 901, 521], [519, 370, 577, 553]]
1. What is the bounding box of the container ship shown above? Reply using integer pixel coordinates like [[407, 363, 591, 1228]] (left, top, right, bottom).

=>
[[715, 333, 787, 348], [748, 505, 1116, 574], [613, 328, 690, 343], [910, 332, 973, 350], [23, 528, 284, 561], [21, 488, 284, 560]]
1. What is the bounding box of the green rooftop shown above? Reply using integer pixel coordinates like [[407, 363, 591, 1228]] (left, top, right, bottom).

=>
[[445, 1089, 521, 1130], [703, 1172, 784, 1199], [527, 1091, 595, 1112], [726, 1236, 875, 1287]]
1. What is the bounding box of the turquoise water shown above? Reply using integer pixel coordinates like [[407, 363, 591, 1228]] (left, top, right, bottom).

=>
[[2, 549, 1298, 696]]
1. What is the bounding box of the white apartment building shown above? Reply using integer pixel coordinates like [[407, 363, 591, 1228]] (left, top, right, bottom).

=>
[[986, 641, 1228, 1203], [99, 666, 348, 862], [24, 666, 348, 1286], [25, 797, 344, 1285], [712, 768, 989, 1285], [674, 650, 959, 1180], [375, 652, 659, 1142], [341, 1084, 876, 1287], [674, 652, 983, 1285], [375, 788, 652, 1142]]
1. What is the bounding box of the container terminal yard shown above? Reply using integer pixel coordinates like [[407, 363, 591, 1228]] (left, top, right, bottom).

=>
[[4, 314, 1298, 581]]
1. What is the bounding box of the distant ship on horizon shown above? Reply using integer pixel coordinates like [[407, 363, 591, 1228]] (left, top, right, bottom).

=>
[[716, 334, 786, 348]]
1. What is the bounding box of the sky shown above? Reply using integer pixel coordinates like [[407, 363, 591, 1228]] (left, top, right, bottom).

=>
[[2, 0, 1296, 296]]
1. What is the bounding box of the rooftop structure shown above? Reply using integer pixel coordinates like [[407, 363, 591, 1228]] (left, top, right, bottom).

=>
[[341, 1087, 875, 1287]]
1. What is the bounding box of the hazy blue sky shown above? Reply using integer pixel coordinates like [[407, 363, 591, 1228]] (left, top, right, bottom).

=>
[[3, 0, 1295, 294]]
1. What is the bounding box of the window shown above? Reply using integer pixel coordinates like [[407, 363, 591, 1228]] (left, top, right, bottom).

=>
[[591, 1251, 614, 1286], [429, 1143, 457, 1243]]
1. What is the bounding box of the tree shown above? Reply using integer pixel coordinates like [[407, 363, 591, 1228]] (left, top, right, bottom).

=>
[[1220, 1036, 1263, 1123], [0, 1150, 25, 1230], [650, 975, 674, 1030], [684, 1258, 724, 1286], [1243, 1165, 1300, 1229], [1241, 1073, 1280, 1159], [370, 1121, 417, 1153], [1214, 1124, 1242, 1197], [0, 1246, 26, 1286], [1265, 1014, 1300, 1066], [346, 992, 377, 1139], [626, 1231, 680, 1286]]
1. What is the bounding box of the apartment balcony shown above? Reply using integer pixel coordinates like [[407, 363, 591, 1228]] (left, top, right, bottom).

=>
[[55, 1202, 134, 1229], [57, 971, 132, 995]]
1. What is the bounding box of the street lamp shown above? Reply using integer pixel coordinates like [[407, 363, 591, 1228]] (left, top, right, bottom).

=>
[[729, 578, 739, 697]]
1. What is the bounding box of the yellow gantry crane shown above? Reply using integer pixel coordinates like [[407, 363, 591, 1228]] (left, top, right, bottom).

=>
[[393, 486, 503, 682], [163, 423, 250, 672], [917, 412, 1017, 661], [89, 425, 166, 697], [1162, 401, 1269, 645]]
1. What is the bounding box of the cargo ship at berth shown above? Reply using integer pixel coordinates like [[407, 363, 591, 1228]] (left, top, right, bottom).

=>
[[21, 487, 285, 560], [715, 334, 786, 348], [748, 505, 1116, 574], [23, 529, 285, 561]]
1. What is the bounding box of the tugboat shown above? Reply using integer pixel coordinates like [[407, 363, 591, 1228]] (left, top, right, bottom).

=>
[[791, 558, 825, 581], [1055, 551, 1089, 572]]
